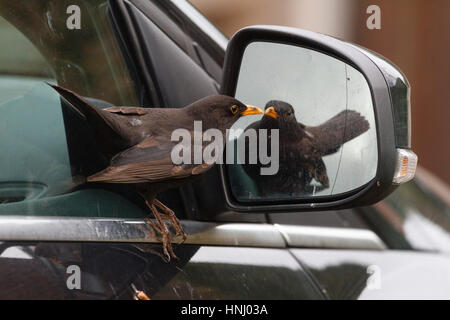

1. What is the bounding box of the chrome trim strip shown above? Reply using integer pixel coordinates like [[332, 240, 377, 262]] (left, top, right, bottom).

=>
[[186, 223, 285, 247], [0, 216, 386, 250], [275, 224, 387, 250], [0, 216, 285, 248]]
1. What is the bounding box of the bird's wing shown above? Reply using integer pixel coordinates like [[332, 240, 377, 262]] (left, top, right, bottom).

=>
[[87, 135, 214, 184], [103, 106, 149, 116], [305, 110, 370, 155]]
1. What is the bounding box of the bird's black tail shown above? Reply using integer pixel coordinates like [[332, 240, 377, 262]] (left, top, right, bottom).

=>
[[47, 83, 129, 156], [47, 83, 114, 131]]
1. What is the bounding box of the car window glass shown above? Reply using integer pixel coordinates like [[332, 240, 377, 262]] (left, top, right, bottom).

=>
[[0, 0, 158, 219]]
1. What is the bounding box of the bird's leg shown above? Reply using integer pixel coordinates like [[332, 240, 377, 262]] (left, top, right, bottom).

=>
[[154, 199, 187, 243], [138, 188, 164, 236], [139, 193, 177, 260], [149, 203, 176, 260]]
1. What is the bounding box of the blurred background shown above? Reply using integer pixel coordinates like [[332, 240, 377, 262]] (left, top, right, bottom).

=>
[[191, 0, 450, 186]]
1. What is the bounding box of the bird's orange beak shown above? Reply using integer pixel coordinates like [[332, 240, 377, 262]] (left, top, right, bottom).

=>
[[265, 106, 278, 119], [241, 105, 263, 116]]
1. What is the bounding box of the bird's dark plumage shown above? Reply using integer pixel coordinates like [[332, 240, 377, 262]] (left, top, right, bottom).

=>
[[241, 100, 370, 196], [48, 83, 262, 259]]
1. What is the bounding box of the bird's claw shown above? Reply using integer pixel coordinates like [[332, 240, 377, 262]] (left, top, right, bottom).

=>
[[154, 199, 187, 244], [142, 200, 185, 261]]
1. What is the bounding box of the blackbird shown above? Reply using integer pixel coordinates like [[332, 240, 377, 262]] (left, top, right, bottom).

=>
[[48, 83, 263, 259], [241, 100, 370, 196]]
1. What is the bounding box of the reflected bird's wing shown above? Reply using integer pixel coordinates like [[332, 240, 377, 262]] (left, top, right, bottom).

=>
[[305, 110, 370, 156]]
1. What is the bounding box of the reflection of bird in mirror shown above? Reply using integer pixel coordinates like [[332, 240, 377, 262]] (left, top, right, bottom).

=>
[[48, 84, 263, 260], [241, 100, 370, 196]]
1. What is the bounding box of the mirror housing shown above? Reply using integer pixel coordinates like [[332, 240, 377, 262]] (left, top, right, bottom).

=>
[[219, 25, 417, 212]]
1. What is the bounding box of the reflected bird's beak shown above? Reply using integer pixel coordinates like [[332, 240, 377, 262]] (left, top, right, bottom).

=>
[[265, 106, 278, 119], [241, 105, 263, 116]]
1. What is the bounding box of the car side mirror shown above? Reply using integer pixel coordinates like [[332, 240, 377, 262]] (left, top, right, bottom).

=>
[[219, 25, 417, 212]]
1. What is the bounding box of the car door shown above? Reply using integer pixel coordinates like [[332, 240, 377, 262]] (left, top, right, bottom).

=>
[[267, 171, 450, 300]]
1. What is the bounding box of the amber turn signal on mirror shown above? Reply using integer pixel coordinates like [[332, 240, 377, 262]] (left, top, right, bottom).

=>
[[393, 149, 418, 184]]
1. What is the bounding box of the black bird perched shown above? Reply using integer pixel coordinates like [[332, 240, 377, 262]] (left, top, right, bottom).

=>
[[48, 83, 263, 259], [241, 100, 370, 196]]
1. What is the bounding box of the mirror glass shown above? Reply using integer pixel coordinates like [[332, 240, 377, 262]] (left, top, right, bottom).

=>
[[226, 41, 377, 201]]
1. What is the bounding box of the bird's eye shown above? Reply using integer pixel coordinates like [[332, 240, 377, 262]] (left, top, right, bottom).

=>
[[286, 112, 293, 117], [230, 105, 239, 114]]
